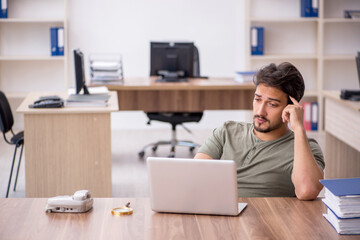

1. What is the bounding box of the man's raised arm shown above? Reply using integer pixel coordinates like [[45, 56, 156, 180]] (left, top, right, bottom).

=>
[[282, 96, 324, 200]]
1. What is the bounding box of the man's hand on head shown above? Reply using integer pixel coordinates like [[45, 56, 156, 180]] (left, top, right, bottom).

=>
[[281, 96, 305, 133]]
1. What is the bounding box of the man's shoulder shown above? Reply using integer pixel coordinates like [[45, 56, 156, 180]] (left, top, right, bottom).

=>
[[307, 137, 323, 150]]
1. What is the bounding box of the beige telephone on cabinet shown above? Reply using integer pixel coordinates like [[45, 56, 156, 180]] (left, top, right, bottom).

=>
[[45, 190, 93, 213]]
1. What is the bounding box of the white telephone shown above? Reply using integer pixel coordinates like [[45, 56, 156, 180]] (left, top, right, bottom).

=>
[[45, 190, 93, 213]]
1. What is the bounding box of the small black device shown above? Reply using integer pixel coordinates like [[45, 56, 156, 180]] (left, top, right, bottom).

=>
[[340, 90, 360, 101], [340, 52, 360, 101], [29, 96, 64, 108], [73, 49, 90, 95], [344, 10, 360, 19], [150, 42, 201, 82]]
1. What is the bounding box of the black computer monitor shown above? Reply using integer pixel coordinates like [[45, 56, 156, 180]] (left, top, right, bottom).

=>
[[150, 42, 196, 82], [73, 49, 90, 95]]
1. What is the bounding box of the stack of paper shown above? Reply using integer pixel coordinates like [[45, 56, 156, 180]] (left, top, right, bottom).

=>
[[320, 178, 360, 235], [89, 54, 123, 82]]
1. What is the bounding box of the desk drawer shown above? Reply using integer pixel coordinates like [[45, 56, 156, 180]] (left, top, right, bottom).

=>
[[116, 89, 254, 111], [325, 98, 360, 152]]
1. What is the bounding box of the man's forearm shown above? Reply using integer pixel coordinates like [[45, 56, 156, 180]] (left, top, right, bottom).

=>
[[292, 128, 324, 200]]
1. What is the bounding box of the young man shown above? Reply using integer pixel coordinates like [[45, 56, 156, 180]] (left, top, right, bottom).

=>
[[194, 62, 324, 200]]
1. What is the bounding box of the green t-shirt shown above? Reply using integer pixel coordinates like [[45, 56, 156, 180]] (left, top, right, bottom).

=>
[[198, 121, 325, 197]]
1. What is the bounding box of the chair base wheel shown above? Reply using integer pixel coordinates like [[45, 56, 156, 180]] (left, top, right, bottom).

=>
[[189, 146, 195, 152], [138, 151, 145, 158], [152, 146, 158, 152]]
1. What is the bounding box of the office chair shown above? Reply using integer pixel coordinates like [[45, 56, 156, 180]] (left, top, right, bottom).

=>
[[0, 91, 24, 198], [138, 112, 203, 158], [139, 44, 203, 158]]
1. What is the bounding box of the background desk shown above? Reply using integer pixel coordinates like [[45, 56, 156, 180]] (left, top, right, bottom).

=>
[[323, 91, 360, 178], [0, 197, 357, 240], [94, 77, 256, 112], [17, 92, 119, 198]]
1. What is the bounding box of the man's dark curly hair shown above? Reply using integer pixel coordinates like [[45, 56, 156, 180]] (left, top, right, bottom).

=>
[[253, 62, 305, 104]]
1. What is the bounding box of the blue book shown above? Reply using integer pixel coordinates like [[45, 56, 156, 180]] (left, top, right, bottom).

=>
[[311, 102, 318, 131], [323, 207, 360, 235], [250, 27, 264, 55], [300, 0, 312, 17], [0, 0, 8, 18], [57, 27, 64, 56], [320, 178, 360, 196], [50, 27, 58, 56], [311, 0, 319, 17]]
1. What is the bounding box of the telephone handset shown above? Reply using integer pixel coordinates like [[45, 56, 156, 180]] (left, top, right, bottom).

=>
[[29, 95, 64, 108], [73, 190, 91, 201], [45, 190, 93, 213]]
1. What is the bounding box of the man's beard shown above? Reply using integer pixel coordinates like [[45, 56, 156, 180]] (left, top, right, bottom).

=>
[[253, 115, 283, 133]]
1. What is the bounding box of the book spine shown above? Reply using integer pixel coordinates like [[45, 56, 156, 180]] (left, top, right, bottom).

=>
[[57, 27, 64, 56], [0, 0, 8, 18], [251, 27, 264, 55], [311, 0, 319, 17], [300, 0, 312, 17], [311, 102, 318, 131], [302, 102, 312, 131], [50, 27, 58, 56]]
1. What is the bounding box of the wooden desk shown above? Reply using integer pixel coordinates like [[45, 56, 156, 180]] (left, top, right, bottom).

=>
[[93, 77, 256, 112], [16, 92, 119, 198], [0, 197, 357, 239], [323, 91, 360, 178]]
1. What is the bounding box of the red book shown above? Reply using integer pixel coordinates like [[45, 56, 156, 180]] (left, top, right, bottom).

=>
[[302, 102, 312, 131]]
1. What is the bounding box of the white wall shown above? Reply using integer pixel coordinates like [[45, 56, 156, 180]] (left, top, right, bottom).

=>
[[67, 0, 249, 129]]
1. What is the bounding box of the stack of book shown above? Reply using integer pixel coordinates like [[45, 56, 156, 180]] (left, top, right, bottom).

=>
[[66, 94, 110, 107], [89, 54, 123, 82], [302, 102, 318, 131], [66, 87, 110, 107], [234, 71, 256, 83], [320, 178, 360, 235]]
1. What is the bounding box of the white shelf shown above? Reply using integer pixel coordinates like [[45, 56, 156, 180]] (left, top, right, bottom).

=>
[[0, 56, 65, 61], [250, 18, 318, 23], [250, 54, 318, 60], [0, 18, 65, 23], [0, 0, 68, 98], [324, 18, 360, 23], [323, 55, 357, 61]]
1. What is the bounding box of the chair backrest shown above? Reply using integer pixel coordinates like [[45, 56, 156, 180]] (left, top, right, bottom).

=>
[[0, 91, 14, 133]]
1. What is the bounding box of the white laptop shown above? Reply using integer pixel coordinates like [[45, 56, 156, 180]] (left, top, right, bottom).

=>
[[147, 157, 247, 216]]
